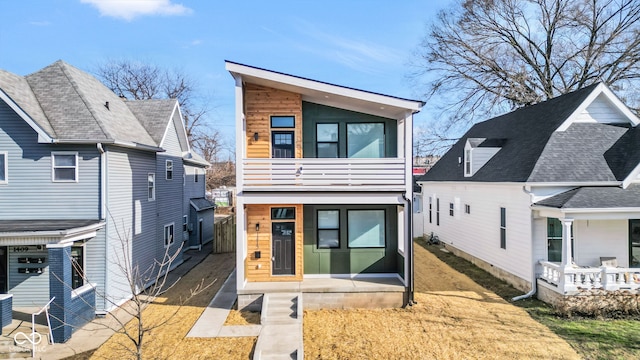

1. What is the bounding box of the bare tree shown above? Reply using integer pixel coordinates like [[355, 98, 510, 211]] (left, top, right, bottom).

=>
[[95, 59, 230, 189], [411, 0, 640, 149], [54, 217, 213, 360], [95, 59, 210, 141]]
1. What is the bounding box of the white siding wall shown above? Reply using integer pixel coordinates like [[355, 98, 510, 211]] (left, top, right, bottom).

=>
[[422, 182, 533, 282], [574, 220, 628, 267], [471, 148, 500, 175], [574, 94, 628, 124]]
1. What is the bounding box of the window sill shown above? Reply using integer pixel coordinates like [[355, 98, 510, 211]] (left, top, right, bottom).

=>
[[71, 283, 96, 298]]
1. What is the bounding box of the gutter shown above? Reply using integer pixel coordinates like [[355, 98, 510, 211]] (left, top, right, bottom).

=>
[[513, 186, 536, 301], [402, 193, 415, 306]]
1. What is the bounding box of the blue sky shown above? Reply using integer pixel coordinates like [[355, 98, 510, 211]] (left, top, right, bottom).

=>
[[0, 0, 450, 157]]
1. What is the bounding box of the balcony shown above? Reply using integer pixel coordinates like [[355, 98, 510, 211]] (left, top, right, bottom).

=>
[[540, 261, 640, 292], [241, 158, 407, 191]]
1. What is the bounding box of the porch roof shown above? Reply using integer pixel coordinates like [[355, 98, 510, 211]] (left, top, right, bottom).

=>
[[0, 219, 105, 244], [534, 185, 640, 209]]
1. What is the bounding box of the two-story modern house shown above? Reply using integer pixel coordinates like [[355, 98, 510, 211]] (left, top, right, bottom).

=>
[[418, 83, 640, 313], [0, 60, 213, 342], [226, 61, 424, 309]]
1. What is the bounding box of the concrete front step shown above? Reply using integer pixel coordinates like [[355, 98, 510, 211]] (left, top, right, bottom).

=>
[[254, 293, 303, 360], [260, 293, 301, 326]]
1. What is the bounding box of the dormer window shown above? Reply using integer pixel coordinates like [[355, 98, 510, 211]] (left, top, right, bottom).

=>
[[464, 149, 471, 176], [464, 138, 504, 177]]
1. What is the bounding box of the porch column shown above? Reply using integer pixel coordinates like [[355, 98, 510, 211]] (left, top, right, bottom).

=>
[[48, 243, 73, 343], [560, 218, 574, 269]]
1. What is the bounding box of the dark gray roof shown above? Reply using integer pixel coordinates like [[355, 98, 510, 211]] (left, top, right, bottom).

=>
[[0, 219, 103, 233], [534, 185, 640, 209], [190, 198, 216, 211], [419, 83, 639, 183]]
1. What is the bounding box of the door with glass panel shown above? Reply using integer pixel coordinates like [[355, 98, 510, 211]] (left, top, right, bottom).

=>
[[272, 222, 295, 275], [272, 131, 294, 158]]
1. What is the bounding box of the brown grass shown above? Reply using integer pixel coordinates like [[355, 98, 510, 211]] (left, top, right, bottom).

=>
[[89, 252, 256, 360], [224, 303, 261, 326], [303, 243, 581, 360]]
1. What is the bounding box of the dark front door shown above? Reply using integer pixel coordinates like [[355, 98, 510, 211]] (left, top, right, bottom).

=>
[[630, 220, 640, 267], [272, 222, 295, 275], [272, 131, 294, 158]]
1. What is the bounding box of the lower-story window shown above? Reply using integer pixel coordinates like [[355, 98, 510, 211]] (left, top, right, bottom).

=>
[[164, 223, 174, 247], [347, 209, 386, 248], [71, 246, 84, 290], [317, 210, 340, 248]]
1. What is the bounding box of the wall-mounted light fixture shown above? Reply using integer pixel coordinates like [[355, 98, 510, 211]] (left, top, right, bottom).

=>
[[254, 132, 259, 141], [256, 222, 260, 232]]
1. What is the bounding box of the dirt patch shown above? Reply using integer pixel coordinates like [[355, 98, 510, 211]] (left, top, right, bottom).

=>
[[89, 252, 256, 359], [224, 301, 261, 326], [303, 242, 581, 360]]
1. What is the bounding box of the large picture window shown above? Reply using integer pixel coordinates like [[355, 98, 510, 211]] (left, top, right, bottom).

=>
[[52, 152, 78, 182], [347, 123, 384, 158], [316, 123, 338, 158], [347, 210, 385, 248], [318, 210, 340, 248]]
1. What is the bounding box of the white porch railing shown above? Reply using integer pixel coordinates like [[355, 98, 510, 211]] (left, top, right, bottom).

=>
[[241, 158, 406, 189], [540, 261, 640, 293]]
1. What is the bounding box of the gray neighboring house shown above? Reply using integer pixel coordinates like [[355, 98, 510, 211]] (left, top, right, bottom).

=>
[[418, 83, 640, 311], [0, 60, 213, 342]]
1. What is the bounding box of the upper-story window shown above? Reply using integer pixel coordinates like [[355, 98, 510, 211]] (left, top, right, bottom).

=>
[[0, 152, 7, 184], [464, 149, 472, 176], [316, 123, 338, 158], [166, 160, 173, 180], [52, 152, 78, 182], [148, 173, 156, 201], [347, 123, 384, 158]]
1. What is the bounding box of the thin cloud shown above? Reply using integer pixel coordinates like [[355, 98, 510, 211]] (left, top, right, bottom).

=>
[[80, 0, 193, 21], [29, 21, 52, 26], [294, 20, 403, 74]]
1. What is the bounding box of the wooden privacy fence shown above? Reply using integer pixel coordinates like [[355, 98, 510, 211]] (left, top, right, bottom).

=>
[[214, 214, 236, 254]]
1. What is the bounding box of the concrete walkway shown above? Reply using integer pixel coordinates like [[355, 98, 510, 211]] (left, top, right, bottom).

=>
[[187, 272, 304, 359], [187, 270, 261, 338], [9, 244, 215, 360]]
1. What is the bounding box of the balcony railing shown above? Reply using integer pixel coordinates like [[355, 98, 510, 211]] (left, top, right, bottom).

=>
[[241, 158, 406, 190], [540, 261, 640, 292]]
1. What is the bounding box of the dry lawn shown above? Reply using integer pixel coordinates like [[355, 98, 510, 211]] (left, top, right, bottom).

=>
[[89, 252, 255, 360], [303, 243, 581, 360]]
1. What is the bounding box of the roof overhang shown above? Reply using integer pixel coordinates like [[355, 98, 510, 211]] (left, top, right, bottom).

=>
[[225, 61, 424, 119], [532, 205, 640, 220], [0, 220, 105, 245], [0, 88, 54, 142]]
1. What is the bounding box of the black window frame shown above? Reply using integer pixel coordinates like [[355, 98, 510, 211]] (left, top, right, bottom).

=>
[[271, 207, 296, 220], [346, 209, 386, 249], [436, 198, 440, 226], [316, 123, 339, 158], [270, 115, 295, 128], [449, 202, 454, 217], [465, 204, 471, 214], [317, 209, 340, 249], [71, 246, 84, 290]]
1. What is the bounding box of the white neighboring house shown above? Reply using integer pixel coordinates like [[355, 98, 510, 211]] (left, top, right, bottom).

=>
[[417, 83, 640, 308]]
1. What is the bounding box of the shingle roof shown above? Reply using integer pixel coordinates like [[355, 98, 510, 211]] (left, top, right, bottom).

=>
[[419, 83, 635, 183], [126, 99, 178, 145], [0, 219, 103, 233], [190, 198, 216, 211], [534, 185, 640, 208], [0, 60, 180, 148]]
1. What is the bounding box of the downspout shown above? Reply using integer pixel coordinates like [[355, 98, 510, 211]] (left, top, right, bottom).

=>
[[402, 193, 415, 306], [97, 143, 108, 314], [512, 186, 536, 301]]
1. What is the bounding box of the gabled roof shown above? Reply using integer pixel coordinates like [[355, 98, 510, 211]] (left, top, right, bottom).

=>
[[0, 60, 182, 151], [534, 185, 640, 209], [420, 83, 640, 184], [225, 60, 424, 119], [126, 99, 179, 145]]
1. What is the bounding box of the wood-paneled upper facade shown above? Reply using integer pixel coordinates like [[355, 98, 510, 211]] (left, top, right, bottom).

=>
[[227, 61, 423, 306]]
